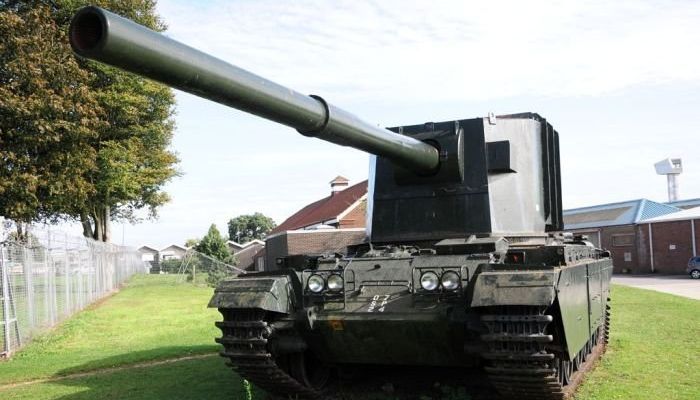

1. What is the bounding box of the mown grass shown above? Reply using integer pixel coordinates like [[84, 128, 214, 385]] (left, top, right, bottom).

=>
[[0, 277, 698, 400], [0, 275, 220, 384], [575, 285, 699, 400], [1, 356, 255, 400]]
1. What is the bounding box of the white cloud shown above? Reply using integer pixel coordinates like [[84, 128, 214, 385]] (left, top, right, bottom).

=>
[[157, 0, 700, 102]]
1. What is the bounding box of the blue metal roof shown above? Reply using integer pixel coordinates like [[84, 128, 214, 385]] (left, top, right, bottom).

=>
[[665, 198, 700, 210], [563, 199, 680, 230]]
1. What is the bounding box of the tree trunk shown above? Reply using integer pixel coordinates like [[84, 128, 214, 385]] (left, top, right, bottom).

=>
[[82, 207, 111, 242], [80, 213, 93, 239], [16, 222, 26, 242], [101, 206, 111, 242]]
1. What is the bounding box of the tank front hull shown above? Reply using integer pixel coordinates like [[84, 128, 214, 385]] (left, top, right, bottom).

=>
[[307, 311, 480, 367]]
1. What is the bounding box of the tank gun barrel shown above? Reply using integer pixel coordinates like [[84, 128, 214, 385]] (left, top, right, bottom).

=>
[[69, 6, 439, 173]]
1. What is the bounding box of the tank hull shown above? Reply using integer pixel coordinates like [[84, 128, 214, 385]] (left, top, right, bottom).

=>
[[210, 241, 612, 398]]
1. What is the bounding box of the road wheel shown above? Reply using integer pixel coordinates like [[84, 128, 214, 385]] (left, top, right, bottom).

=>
[[690, 269, 700, 279]]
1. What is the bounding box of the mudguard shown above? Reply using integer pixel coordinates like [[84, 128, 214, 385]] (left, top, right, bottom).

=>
[[470, 270, 559, 307], [208, 275, 294, 314]]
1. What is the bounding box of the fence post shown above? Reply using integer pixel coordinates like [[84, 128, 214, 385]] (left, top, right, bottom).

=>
[[1, 246, 11, 355], [44, 242, 50, 327], [64, 243, 71, 316], [21, 246, 34, 329]]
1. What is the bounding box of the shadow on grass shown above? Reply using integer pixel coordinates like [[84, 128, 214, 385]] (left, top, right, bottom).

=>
[[45, 355, 496, 400], [54, 345, 219, 377], [6, 348, 266, 400], [6, 348, 500, 400]]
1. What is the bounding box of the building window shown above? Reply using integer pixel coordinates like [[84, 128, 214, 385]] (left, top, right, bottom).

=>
[[612, 234, 634, 247]]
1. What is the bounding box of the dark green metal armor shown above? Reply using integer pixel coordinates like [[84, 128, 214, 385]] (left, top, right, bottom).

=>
[[70, 7, 613, 399]]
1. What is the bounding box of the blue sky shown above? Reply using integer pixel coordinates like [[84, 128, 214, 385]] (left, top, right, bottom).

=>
[[100, 0, 700, 248]]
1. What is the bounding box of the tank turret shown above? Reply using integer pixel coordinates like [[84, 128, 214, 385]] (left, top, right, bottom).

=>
[[70, 7, 563, 245]]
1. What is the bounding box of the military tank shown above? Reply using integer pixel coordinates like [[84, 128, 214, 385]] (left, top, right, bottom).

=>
[[69, 6, 613, 399]]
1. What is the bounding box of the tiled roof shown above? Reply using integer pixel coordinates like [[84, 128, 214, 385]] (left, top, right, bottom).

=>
[[641, 205, 700, 223], [564, 199, 680, 230], [665, 198, 700, 210], [269, 181, 368, 235]]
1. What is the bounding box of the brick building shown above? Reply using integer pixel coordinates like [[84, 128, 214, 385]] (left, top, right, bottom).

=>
[[563, 199, 680, 273], [637, 206, 700, 274], [265, 177, 367, 269], [564, 198, 700, 274], [226, 239, 265, 271]]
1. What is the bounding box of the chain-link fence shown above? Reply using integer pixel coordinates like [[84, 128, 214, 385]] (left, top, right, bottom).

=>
[[159, 249, 245, 287], [0, 227, 146, 357]]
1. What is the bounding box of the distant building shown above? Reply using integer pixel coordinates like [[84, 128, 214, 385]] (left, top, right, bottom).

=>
[[638, 206, 700, 274], [227, 239, 266, 271], [265, 176, 368, 269], [226, 240, 246, 254], [564, 198, 699, 274], [159, 244, 188, 260], [138, 245, 159, 263], [564, 199, 680, 273]]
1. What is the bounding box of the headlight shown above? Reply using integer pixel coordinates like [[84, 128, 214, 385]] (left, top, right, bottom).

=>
[[327, 274, 344, 291], [307, 274, 325, 293], [441, 271, 460, 290], [420, 271, 439, 291]]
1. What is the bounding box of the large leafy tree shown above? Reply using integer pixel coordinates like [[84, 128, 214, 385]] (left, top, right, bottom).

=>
[[0, 4, 101, 239], [0, 0, 178, 241], [228, 213, 276, 243]]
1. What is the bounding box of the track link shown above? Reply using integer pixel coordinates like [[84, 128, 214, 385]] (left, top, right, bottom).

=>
[[480, 304, 610, 399], [215, 308, 321, 399]]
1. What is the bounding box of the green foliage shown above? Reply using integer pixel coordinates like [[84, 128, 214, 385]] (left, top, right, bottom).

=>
[[195, 224, 237, 287], [0, 1, 178, 241], [195, 224, 232, 263], [158, 258, 181, 274], [204, 263, 235, 288], [227, 212, 276, 243], [0, 4, 100, 224]]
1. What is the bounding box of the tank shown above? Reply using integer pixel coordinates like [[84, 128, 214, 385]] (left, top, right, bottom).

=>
[[70, 7, 613, 399]]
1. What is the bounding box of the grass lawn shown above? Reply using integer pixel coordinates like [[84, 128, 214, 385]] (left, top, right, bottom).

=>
[[575, 285, 699, 400], [1, 356, 255, 400], [0, 276, 698, 400], [0, 275, 220, 384]]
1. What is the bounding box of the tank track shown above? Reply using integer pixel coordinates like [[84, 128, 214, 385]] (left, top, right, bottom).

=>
[[215, 308, 321, 399], [480, 303, 610, 400]]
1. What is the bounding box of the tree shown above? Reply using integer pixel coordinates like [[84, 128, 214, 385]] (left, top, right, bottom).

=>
[[195, 224, 233, 262], [184, 238, 199, 248], [228, 213, 276, 243], [0, 1, 178, 242], [0, 4, 102, 239], [195, 224, 237, 286]]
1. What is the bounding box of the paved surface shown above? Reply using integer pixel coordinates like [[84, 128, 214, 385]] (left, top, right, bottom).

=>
[[612, 275, 700, 300]]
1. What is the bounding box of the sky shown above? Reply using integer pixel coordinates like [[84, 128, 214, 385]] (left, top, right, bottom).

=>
[[82, 0, 700, 248]]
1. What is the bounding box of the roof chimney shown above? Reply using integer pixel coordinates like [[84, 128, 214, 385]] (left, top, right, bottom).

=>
[[654, 158, 682, 202], [330, 176, 349, 195]]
